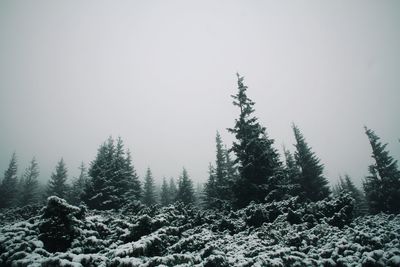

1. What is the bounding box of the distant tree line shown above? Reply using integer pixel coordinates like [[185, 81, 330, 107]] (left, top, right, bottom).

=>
[[0, 74, 399, 215]]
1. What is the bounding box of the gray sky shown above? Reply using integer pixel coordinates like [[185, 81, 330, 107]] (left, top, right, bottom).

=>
[[1, 0, 399, 187]]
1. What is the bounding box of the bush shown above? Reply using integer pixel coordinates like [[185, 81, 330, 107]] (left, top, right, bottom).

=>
[[38, 196, 86, 252]]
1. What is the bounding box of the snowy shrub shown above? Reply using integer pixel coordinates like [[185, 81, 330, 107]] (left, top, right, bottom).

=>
[[287, 208, 302, 224], [120, 200, 145, 216], [0, 204, 42, 226], [1, 199, 400, 266], [38, 196, 86, 253], [244, 202, 269, 227]]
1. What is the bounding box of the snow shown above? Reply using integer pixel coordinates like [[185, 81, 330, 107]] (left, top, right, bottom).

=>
[[1, 196, 400, 266]]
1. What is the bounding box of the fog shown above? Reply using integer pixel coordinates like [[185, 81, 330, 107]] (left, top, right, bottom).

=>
[[1, 0, 399, 186]]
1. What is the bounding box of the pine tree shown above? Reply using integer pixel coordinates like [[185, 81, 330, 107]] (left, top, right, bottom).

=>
[[334, 174, 368, 216], [82, 139, 110, 209], [169, 177, 178, 203], [82, 137, 141, 210], [110, 137, 130, 208], [143, 168, 156, 206], [176, 168, 195, 205], [124, 150, 142, 201], [47, 158, 69, 199], [363, 127, 400, 214], [228, 74, 282, 207], [0, 152, 18, 208], [283, 146, 301, 196], [160, 177, 170, 206], [225, 146, 238, 183], [204, 163, 217, 208], [292, 124, 330, 201], [18, 157, 40, 207], [67, 162, 88, 206]]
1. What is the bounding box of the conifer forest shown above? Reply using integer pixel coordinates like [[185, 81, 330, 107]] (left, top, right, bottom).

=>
[[1, 75, 400, 266]]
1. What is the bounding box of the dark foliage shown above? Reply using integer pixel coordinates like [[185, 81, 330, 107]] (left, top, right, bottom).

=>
[[46, 158, 68, 199], [363, 127, 400, 214], [292, 124, 331, 201], [38, 196, 86, 252], [0, 153, 18, 209], [228, 74, 283, 208], [82, 137, 142, 210]]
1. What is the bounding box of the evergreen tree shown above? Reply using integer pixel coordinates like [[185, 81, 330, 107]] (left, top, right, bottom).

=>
[[47, 158, 69, 199], [169, 177, 178, 203], [67, 162, 88, 206], [83, 138, 113, 209], [283, 146, 301, 196], [160, 177, 170, 206], [18, 157, 40, 207], [204, 163, 217, 208], [228, 74, 282, 207], [334, 174, 368, 217], [83, 137, 141, 210], [0, 152, 18, 208], [124, 150, 142, 201], [292, 124, 330, 201], [110, 137, 131, 208], [363, 127, 400, 214], [143, 168, 156, 206], [176, 168, 195, 205], [225, 146, 238, 183]]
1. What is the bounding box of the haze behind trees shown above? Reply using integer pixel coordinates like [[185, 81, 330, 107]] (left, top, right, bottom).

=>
[[1, 1, 399, 186], [1, 75, 399, 215]]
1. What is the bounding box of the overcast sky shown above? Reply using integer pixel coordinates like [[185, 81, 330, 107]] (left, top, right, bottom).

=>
[[1, 0, 399, 186]]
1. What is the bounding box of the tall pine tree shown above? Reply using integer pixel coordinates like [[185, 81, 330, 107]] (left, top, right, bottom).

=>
[[228, 74, 282, 207], [143, 168, 156, 206], [363, 127, 400, 214], [176, 168, 195, 205], [292, 124, 330, 201], [47, 158, 69, 199], [18, 157, 40, 207], [0, 152, 18, 208]]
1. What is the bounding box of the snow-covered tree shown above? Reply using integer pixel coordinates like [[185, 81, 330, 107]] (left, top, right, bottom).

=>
[[0, 152, 18, 208], [334, 174, 368, 217], [18, 157, 40, 207], [363, 127, 400, 214], [176, 168, 195, 205], [124, 150, 142, 202], [83, 137, 141, 210], [292, 124, 330, 201], [228, 74, 283, 207], [143, 168, 156, 206], [47, 158, 69, 199]]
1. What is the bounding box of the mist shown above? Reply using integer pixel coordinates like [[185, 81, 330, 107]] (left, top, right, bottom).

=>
[[1, 0, 399, 186]]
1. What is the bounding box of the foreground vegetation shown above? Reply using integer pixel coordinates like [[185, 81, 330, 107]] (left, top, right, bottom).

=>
[[1, 195, 400, 267]]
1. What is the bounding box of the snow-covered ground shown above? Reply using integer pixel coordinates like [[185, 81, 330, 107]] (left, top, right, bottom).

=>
[[1, 196, 399, 267]]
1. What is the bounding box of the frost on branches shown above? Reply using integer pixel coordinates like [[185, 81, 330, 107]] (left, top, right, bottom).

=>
[[1, 194, 400, 266]]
